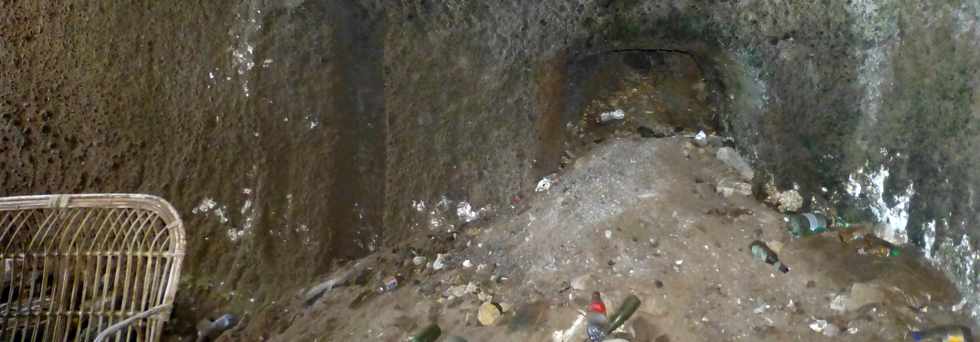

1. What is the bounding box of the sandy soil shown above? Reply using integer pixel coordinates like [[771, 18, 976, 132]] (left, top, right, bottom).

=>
[[211, 134, 974, 342]]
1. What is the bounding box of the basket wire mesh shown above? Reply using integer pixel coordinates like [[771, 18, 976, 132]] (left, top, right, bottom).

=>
[[0, 194, 185, 342]]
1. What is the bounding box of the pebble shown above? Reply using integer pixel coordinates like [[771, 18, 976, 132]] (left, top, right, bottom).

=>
[[462, 259, 473, 268], [478, 302, 502, 326], [822, 323, 841, 337], [412, 256, 427, 266], [767, 240, 784, 254], [570, 274, 594, 291]]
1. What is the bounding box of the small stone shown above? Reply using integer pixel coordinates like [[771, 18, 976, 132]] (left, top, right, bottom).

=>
[[822, 323, 841, 337], [775, 190, 803, 213], [464, 282, 478, 294], [570, 274, 594, 291], [462, 259, 473, 268], [767, 240, 784, 254], [604, 230, 613, 239], [785, 299, 798, 312], [654, 280, 664, 288], [478, 302, 503, 326], [446, 285, 468, 298], [412, 256, 427, 266], [716, 178, 753, 197]]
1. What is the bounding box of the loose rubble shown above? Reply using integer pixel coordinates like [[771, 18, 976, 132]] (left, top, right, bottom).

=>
[[257, 137, 973, 342]]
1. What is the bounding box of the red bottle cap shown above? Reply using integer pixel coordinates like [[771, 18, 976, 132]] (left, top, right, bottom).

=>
[[589, 292, 607, 314]]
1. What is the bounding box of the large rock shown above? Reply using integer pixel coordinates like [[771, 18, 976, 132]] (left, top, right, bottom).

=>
[[776, 190, 803, 213], [845, 283, 886, 312], [716, 178, 753, 197], [715, 147, 754, 181]]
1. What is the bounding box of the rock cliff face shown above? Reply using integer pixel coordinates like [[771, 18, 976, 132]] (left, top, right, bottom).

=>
[[2, 0, 978, 324]]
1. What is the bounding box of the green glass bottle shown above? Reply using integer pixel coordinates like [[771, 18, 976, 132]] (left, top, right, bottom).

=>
[[749, 241, 789, 273], [786, 213, 829, 238], [605, 294, 641, 334], [410, 324, 441, 342]]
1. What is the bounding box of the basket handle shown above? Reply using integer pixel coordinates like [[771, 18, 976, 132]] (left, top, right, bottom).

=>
[[94, 303, 171, 342]]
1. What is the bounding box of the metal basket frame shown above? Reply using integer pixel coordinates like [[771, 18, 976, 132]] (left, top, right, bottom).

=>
[[0, 194, 186, 342]]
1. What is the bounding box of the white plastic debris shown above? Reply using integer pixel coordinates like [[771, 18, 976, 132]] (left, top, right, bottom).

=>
[[830, 294, 848, 312], [192, 198, 218, 214], [693, 130, 708, 146], [432, 253, 448, 271], [536, 176, 554, 192], [462, 259, 473, 268], [952, 297, 968, 312], [604, 230, 612, 239], [809, 319, 828, 333], [598, 109, 625, 123], [456, 201, 480, 223]]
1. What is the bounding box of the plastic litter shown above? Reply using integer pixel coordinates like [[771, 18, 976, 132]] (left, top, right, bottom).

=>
[[598, 109, 625, 123], [303, 260, 365, 305], [786, 212, 829, 238], [693, 130, 708, 147], [858, 234, 901, 257], [196, 314, 239, 342], [379, 275, 399, 293], [586, 292, 609, 342], [536, 175, 554, 192], [911, 325, 972, 342]]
